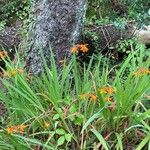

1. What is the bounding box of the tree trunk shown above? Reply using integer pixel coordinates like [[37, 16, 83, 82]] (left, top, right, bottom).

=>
[[26, 0, 87, 74]]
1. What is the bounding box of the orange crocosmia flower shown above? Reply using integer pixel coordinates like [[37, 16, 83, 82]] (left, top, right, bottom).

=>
[[6, 126, 18, 134], [71, 46, 78, 53], [106, 87, 116, 94], [5, 68, 23, 77], [71, 44, 89, 53], [19, 125, 28, 132], [99, 87, 107, 94], [133, 68, 150, 77], [6, 127, 14, 134], [6, 125, 27, 134], [99, 86, 116, 95], [79, 44, 88, 53], [80, 93, 97, 101], [80, 93, 89, 99], [105, 97, 113, 102], [0, 51, 8, 59], [89, 93, 97, 101]]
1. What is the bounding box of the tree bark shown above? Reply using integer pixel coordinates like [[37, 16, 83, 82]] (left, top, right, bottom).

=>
[[26, 0, 87, 74], [0, 27, 20, 50]]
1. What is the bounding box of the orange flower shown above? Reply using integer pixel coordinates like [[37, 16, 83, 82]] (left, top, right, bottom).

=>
[[19, 125, 28, 132], [3, 68, 24, 78], [89, 93, 97, 101], [71, 44, 89, 54], [6, 124, 27, 134], [71, 46, 78, 53], [80, 93, 89, 99], [6, 127, 15, 134], [98, 86, 116, 95], [133, 68, 150, 77], [80, 93, 97, 101], [0, 51, 8, 59], [105, 97, 113, 102], [78, 44, 88, 53]]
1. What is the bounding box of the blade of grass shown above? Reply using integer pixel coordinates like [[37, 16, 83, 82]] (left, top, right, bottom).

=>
[[90, 128, 110, 150]]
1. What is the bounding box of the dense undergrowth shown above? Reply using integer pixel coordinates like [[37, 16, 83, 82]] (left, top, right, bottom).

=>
[[0, 44, 150, 150], [0, 0, 150, 149]]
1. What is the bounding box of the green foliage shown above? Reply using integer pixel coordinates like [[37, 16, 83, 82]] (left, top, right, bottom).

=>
[[0, 46, 149, 149], [0, 0, 30, 27], [86, 0, 150, 23], [0, 0, 150, 149]]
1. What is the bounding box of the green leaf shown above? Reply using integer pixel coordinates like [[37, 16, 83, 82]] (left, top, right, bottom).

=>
[[115, 133, 123, 150], [81, 107, 105, 134], [13, 134, 54, 149], [56, 129, 66, 135], [65, 134, 72, 142], [53, 114, 60, 120], [74, 114, 84, 126], [136, 135, 150, 150], [69, 104, 77, 113], [91, 129, 109, 150], [57, 136, 65, 146]]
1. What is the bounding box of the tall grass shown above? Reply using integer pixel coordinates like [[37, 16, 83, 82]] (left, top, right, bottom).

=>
[[0, 47, 150, 149]]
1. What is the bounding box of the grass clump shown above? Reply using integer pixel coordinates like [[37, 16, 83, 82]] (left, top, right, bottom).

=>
[[0, 46, 150, 150]]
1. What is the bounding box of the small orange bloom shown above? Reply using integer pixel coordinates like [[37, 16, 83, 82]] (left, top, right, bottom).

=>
[[3, 68, 24, 78], [6, 127, 15, 134], [0, 51, 8, 59], [80, 93, 89, 99], [98, 86, 116, 95], [105, 97, 113, 102], [71, 46, 78, 53], [19, 125, 28, 132], [6, 124, 27, 134], [78, 44, 88, 53], [80, 93, 97, 101], [89, 93, 97, 101], [71, 44, 89, 54], [133, 68, 150, 77]]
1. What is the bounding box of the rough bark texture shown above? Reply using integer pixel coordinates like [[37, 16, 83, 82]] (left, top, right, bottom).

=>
[[0, 27, 20, 50], [0, 27, 20, 72], [26, 0, 87, 74]]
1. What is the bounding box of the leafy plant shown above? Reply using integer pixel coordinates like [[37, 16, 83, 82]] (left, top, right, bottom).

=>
[[0, 45, 149, 149]]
